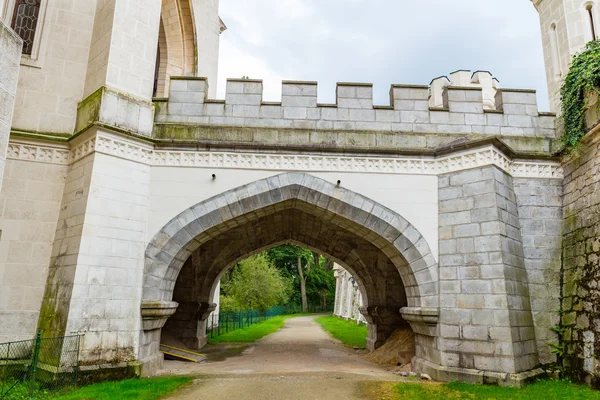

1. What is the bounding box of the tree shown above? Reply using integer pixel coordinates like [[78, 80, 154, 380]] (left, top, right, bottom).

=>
[[297, 253, 312, 312], [267, 244, 336, 312], [223, 253, 290, 312], [304, 260, 336, 310]]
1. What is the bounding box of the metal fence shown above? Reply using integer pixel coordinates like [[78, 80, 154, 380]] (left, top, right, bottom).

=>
[[0, 332, 81, 399], [207, 304, 333, 339]]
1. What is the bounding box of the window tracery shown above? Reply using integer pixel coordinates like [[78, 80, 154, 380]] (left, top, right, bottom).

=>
[[10, 0, 41, 55]]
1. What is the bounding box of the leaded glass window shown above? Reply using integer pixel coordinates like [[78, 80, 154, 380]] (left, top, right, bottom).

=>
[[11, 0, 41, 55]]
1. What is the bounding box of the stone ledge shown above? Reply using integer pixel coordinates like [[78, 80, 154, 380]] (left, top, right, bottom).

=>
[[152, 125, 557, 156], [412, 357, 545, 387], [400, 307, 439, 325], [141, 300, 178, 330], [400, 307, 439, 337], [76, 86, 154, 137]]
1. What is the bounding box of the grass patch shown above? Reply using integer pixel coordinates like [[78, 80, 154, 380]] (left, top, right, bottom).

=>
[[209, 314, 308, 343], [315, 316, 367, 348], [360, 379, 600, 400], [53, 377, 191, 400]]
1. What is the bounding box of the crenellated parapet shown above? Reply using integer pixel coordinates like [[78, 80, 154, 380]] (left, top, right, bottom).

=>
[[430, 70, 500, 110], [155, 72, 556, 141]]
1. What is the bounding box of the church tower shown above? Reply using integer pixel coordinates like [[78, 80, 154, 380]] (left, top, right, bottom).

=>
[[532, 0, 600, 112]]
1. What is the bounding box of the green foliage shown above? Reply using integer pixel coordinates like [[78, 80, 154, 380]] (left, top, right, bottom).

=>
[[0, 381, 54, 399], [560, 40, 600, 151], [219, 294, 242, 312], [315, 316, 368, 348], [548, 341, 564, 357], [54, 377, 191, 400], [223, 254, 291, 312], [362, 379, 600, 400]]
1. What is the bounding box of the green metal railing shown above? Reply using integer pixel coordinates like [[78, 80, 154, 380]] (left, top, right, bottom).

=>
[[207, 304, 333, 338], [0, 332, 81, 399]]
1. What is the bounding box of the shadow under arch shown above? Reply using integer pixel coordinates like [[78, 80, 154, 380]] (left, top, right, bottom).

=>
[[139, 172, 440, 372]]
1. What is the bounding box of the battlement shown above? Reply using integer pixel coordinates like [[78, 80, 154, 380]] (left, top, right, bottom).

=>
[[154, 71, 556, 139]]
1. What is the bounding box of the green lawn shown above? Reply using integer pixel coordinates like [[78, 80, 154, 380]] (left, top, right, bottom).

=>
[[209, 315, 303, 343], [52, 377, 191, 400], [315, 316, 368, 348], [361, 379, 600, 400]]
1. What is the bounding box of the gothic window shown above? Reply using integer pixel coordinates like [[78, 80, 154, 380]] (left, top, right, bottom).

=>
[[11, 0, 41, 55], [587, 4, 597, 40]]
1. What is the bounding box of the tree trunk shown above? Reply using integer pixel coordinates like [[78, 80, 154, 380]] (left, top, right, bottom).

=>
[[297, 256, 308, 313]]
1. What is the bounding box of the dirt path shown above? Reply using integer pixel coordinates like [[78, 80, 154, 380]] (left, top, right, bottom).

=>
[[160, 315, 404, 399]]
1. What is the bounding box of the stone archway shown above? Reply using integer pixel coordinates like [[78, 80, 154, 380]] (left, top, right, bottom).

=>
[[139, 172, 440, 373]]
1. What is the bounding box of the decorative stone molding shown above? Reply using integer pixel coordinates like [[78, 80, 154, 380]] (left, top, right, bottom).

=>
[[400, 307, 439, 337], [86, 133, 562, 178], [359, 305, 404, 324], [198, 302, 217, 321], [400, 307, 439, 325], [140, 300, 179, 331], [7, 142, 70, 165], [9, 133, 563, 179]]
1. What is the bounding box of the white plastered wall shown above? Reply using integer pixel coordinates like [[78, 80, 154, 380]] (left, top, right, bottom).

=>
[[147, 167, 440, 261]]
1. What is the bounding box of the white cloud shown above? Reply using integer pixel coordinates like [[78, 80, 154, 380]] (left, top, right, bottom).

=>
[[217, 0, 550, 110], [217, 39, 284, 101]]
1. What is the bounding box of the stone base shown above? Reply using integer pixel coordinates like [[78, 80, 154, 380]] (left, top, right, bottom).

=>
[[77, 363, 139, 384], [412, 357, 545, 388], [137, 352, 165, 377]]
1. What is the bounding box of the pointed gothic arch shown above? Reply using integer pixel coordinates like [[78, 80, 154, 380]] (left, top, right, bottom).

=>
[[143, 172, 438, 306], [138, 172, 440, 371]]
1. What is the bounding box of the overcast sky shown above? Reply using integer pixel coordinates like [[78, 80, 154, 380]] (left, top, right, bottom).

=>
[[216, 0, 550, 111]]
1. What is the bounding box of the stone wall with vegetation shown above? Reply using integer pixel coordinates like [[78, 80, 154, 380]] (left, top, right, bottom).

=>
[[561, 128, 600, 388]]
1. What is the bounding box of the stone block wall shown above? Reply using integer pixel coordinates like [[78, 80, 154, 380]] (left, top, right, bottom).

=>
[[40, 132, 151, 365], [438, 166, 538, 376], [513, 177, 563, 365], [562, 129, 600, 387], [0, 20, 21, 188], [9, 0, 96, 134], [0, 154, 68, 342], [190, 0, 223, 98], [83, 0, 161, 101]]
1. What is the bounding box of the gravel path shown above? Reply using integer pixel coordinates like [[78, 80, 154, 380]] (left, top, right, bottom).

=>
[[160, 315, 403, 399]]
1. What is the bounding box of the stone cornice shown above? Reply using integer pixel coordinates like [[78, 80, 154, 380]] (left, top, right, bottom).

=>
[[7, 132, 563, 179]]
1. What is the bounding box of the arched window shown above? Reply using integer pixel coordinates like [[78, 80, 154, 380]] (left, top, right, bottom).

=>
[[11, 0, 41, 55], [549, 23, 562, 78], [587, 4, 597, 40]]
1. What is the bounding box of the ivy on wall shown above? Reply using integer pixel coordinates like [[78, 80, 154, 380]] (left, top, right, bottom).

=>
[[560, 40, 600, 151]]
